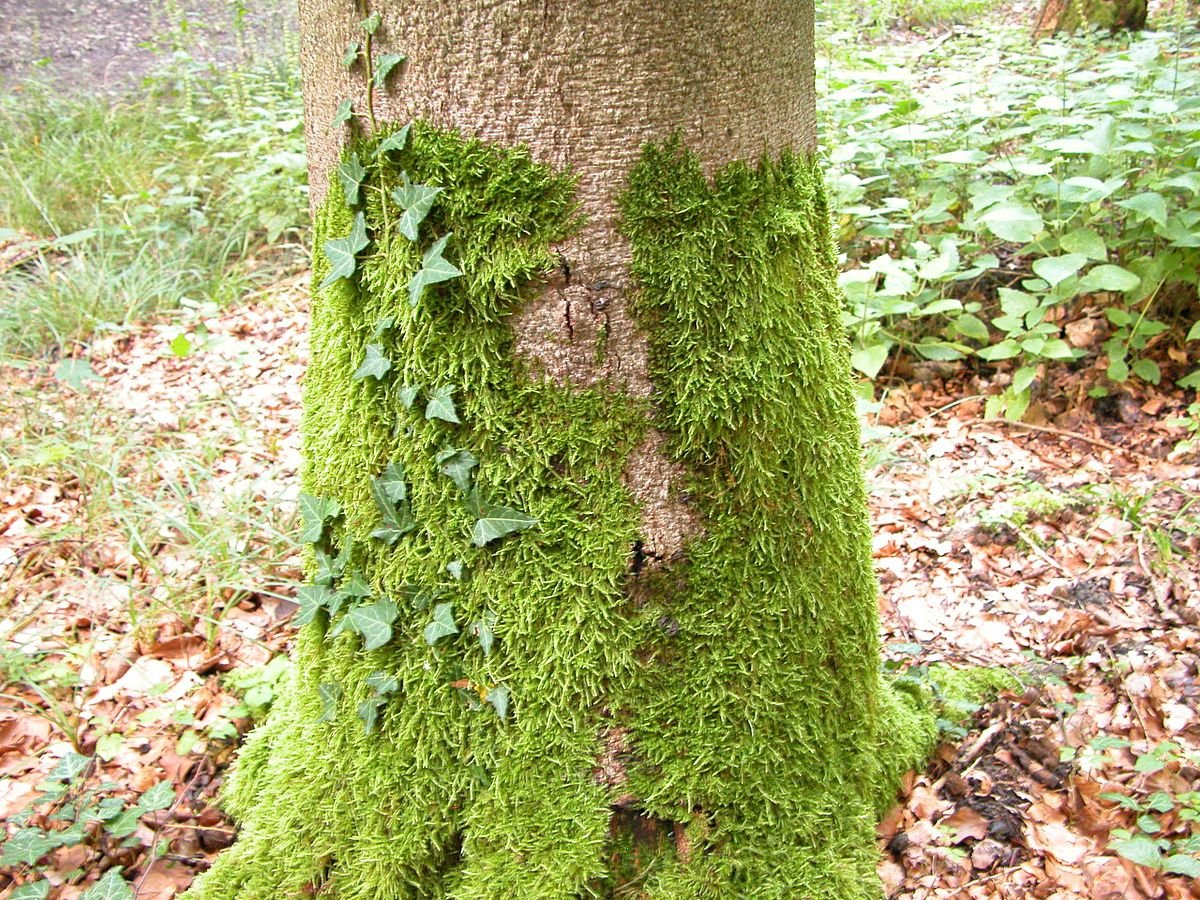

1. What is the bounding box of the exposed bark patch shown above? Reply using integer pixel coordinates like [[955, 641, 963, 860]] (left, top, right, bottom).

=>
[[623, 430, 699, 562]]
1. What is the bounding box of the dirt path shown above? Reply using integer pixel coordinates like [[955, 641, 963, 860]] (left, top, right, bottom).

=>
[[0, 0, 296, 92]]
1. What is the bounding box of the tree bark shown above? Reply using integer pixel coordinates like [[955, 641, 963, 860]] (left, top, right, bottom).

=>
[[184, 2, 933, 897], [1035, 0, 1149, 33]]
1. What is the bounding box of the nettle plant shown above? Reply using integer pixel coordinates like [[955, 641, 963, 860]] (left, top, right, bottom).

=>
[[824, 29, 1200, 420]]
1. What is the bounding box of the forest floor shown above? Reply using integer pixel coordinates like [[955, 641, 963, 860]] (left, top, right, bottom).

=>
[[1, 286, 1197, 898]]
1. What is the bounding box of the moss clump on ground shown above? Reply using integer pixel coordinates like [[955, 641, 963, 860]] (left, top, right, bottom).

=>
[[188, 129, 937, 899]]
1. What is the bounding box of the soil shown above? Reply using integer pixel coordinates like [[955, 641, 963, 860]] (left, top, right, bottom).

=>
[[0, 0, 296, 92]]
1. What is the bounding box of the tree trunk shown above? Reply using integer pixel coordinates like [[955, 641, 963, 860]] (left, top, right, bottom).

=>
[[1035, 0, 1149, 33], [185, 2, 934, 897]]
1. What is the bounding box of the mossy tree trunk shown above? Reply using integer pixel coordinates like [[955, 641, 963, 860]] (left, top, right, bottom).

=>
[[1037, 0, 1149, 32], [186, 2, 934, 897]]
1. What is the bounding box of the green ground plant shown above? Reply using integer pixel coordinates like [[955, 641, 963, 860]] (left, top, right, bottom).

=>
[[820, 26, 1200, 421], [0, 54, 307, 358]]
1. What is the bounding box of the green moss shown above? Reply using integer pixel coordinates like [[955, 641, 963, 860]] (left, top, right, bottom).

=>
[[188, 129, 937, 900], [614, 143, 935, 897]]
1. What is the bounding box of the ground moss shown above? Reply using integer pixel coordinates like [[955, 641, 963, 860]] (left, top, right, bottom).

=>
[[187, 129, 937, 899]]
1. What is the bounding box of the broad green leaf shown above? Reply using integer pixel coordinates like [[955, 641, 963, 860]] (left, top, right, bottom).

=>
[[353, 343, 392, 381], [425, 384, 461, 424], [953, 313, 990, 343], [398, 384, 420, 409], [1116, 192, 1169, 228], [137, 781, 175, 813], [1, 828, 54, 866], [1039, 339, 1075, 361], [472, 504, 538, 548], [978, 203, 1044, 243], [374, 460, 408, 503], [317, 683, 342, 722], [1110, 834, 1163, 869], [377, 124, 411, 155], [299, 493, 341, 543], [1189, 321, 1200, 342], [850, 342, 890, 379], [331, 98, 353, 129], [1133, 359, 1161, 384], [360, 11, 382, 33], [407, 233, 463, 306], [319, 211, 369, 289], [357, 698, 383, 733], [436, 448, 478, 492], [1107, 356, 1130, 383], [464, 487, 485, 519], [347, 598, 399, 652], [1164, 855, 1200, 877], [80, 869, 133, 900], [1032, 254, 1087, 288], [1013, 366, 1037, 394], [423, 602, 458, 645], [487, 685, 510, 721], [931, 149, 988, 164], [55, 358, 102, 391], [364, 671, 399, 695], [976, 339, 1020, 362], [1081, 264, 1141, 293], [10, 881, 50, 900], [337, 152, 367, 207], [295, 584, 336, 627], [342, 40, 361, 67], [374, 52, 406, 88], [1060, 228, 1108, 261]]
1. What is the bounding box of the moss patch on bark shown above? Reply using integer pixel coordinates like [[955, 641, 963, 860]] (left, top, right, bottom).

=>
[[186, 128, 936, 900]]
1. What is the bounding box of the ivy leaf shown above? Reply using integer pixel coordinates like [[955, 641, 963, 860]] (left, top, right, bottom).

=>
[[398, 384, 420, 409], [336, 570, 374, 601], [10, 881, 50, 900], [372, 315, 395, 338], [407, 233, 463, 306], [299, 493, 341, 544], [446, 559, 464, 581], [347, 597, 399, 652], [331, 98, 353, 129], [1, 828, 54, 866], [353, 343, 392, 381], [375, 460, 408, 503], [317, 683, 342, 722], [314, 546, 345, 586], [411, 586, 444, 612], [374, 52, 406, 88], [360, 11, 382, 34], [370, 476, 416, 544], [319, 211, 369, 289], [364, 672, 400, 695], [486, 685, 510, 721], [80, 869, 133, 900], [377, 123, 411, 155], [471, 610, 497, 656], [464, 487, 485, 519], [337, 151, 367, 207], [392, 172, 443, 242], [371, 503, 416, 545], [425, 384, 461, 424], [136, 782, 175, 813], [342, 40, 361, 67], [46, 751, 91, 783], [423, 602, 458, 645], [357, 698, 383, 733], [295, 584, 336, 627], [436, 448, 477, 492], [472, 504, 538, 548]]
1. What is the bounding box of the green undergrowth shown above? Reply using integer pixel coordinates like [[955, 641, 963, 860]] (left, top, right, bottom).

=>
[[0, 55, 307, 358], [188, 127, 936, 899]]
